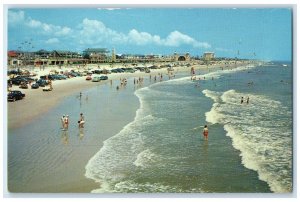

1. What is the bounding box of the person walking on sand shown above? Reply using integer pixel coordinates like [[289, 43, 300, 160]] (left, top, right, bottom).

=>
[[203, 125, 209, 141]]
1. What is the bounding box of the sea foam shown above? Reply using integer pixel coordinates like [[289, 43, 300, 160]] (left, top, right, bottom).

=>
[[203, 89, 292, 193]]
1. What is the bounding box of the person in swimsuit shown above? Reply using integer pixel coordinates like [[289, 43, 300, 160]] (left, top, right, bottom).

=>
[[64, 115, 69, 130], [78, 113, 85, 128], [203, 125, 209, 140]]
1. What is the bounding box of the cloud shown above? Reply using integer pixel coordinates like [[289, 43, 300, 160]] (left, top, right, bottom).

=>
[[9, 10, 211, 50], [26, 18, 42, 28], [162, 31, 211, 48], [46, 38, 59, 44], [77, 18, 211, 49], [26, 18, 72, 36], [8, 10, 73, 37], [8, 10, 25, 24], [127, 29, 161, 45], [55, 27, 72, 36], [78, 18, 126, 45]]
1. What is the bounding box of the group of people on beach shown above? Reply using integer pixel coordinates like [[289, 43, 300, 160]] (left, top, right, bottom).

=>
[[241, 96, 250, 104], [61, 113, 85, 130], [116, 71, 175, 91]]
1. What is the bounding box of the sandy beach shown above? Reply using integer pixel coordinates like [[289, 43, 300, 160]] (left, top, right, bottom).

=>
[[6, 61, 250, 193], [7, 63, 217, 129]]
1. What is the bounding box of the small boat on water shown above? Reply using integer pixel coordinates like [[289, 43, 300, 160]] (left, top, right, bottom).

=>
[[282, 64, 288, 67]]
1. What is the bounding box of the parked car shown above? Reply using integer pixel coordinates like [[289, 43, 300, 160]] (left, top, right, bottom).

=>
[[8, 69, 21, 75], [31, 83, 39, 89], [111, 69, 119, 73], [56, 74, 67, 80], [86, 76, 92, 80], [19, 82, 29, 89], [92, 76, 101, 82], [102, 69, 111, 74], [8, 90, 25, 102], [47, 74, 58, 80], [8, 77, 28, 85], [100, 75, 108, 80], [92, 70, 102, 74], [40, 75, 48, 80], [69, 72, 82, 77], [125, 68, 136, 73], [111, 68, 125, 73], [136, 67, 145, 72], [36, 79, 49, 87], [117, 68, 125, 73]]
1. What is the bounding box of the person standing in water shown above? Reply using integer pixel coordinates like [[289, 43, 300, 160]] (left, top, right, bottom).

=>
[[241, 97, 244, 104], [64, 115, 69, 130], [78, 113, 85, 128], [61, 115, 65, 129], [203, 125, 209, 141], [247, 97, 250, 104]]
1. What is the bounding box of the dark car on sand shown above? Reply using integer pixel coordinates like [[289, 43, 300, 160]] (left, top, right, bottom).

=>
[[8, 90, 25, 102], [31, 83, 39, 89], [100, 75, 108, 80]]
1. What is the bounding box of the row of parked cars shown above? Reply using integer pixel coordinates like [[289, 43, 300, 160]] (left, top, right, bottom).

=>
[[90, 67, 152, 74], [8, 65, 158, 102]]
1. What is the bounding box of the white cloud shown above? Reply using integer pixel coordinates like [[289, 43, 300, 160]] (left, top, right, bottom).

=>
[[45, 38, 59, 44], [9, 11, 211, 50], [8, 10, 25, 24], [55, 27, 72, 36], [162, 31, 211, 48], [127, 29, 161, 45], [26, 18, 42, 28], [77, 18, 211, 49], [9, 11, 72, 37], [26, 18, 72, 36], [78, 18, 126, 45]]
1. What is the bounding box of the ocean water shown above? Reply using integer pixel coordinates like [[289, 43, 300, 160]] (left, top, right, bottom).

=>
[[85, 62, 293, 193]]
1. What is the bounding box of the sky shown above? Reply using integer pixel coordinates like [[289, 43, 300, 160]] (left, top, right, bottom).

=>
[[6, 7, 292, 61]]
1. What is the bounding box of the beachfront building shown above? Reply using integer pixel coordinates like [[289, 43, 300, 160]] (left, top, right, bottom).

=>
[[115, 54, 173, 64], [203, 52, 215, 61], [83, 48, 110, 63], [34, 50, 85, 66], [8, 51, 22, 67], [173, 52, 191, 61], [8, 50, 36, 67]]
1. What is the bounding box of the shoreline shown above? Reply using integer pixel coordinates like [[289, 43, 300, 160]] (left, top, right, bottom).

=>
[[7, 61, 249, 129], [6, 61, 251, 193]]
